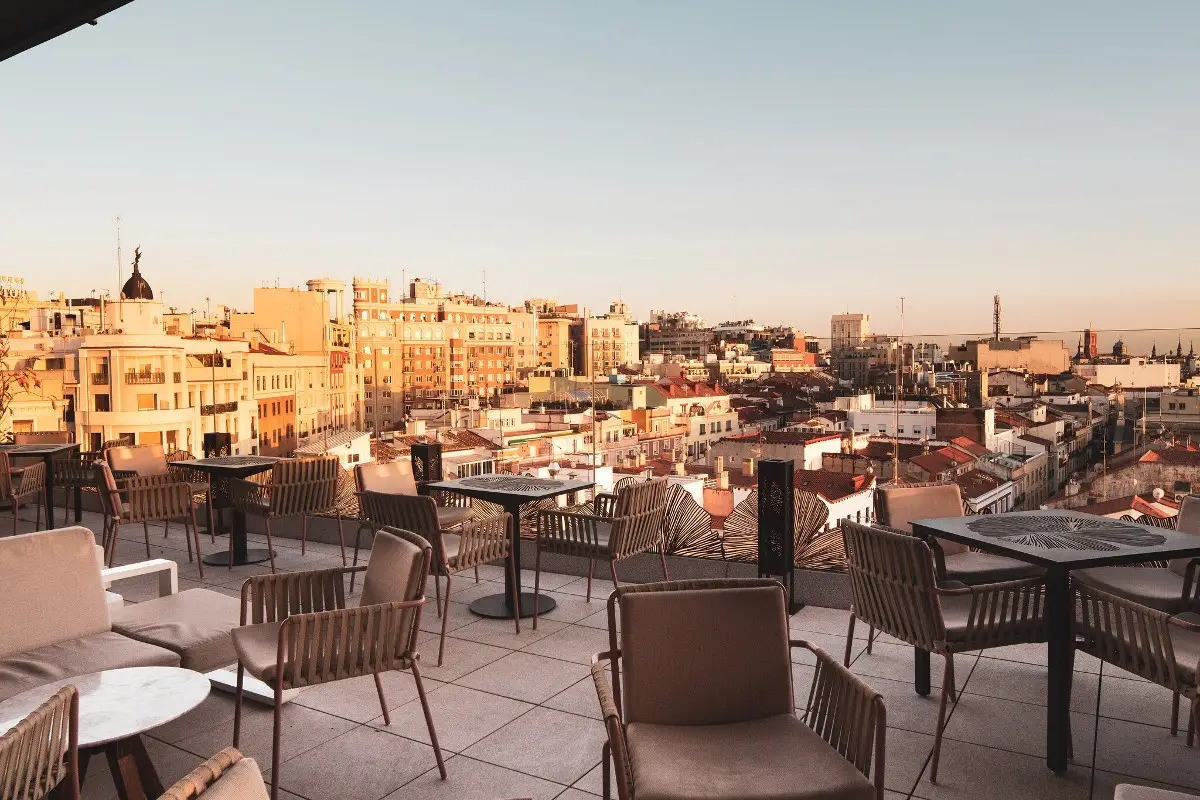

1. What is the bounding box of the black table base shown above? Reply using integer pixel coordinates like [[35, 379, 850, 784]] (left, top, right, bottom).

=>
[[203, 547, 275, 567], [470, 591, 557, 619]]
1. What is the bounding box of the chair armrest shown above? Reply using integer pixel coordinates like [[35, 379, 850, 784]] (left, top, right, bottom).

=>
[[791, 640, 886, 798], [101, 558, 178, 597], [591, 652, 633, 800], [430, 489, 469, 509], [593, 493, 618, 519], [537, 508, 610, 548], [240, 566, 366, 624], [936, 576, 1046, 641], [275, 598, 426, 688], [122, 480, 195, 519], [453, 515, 511, 572], [1182, 559, 1200, 610], [159, 747, 245, 800]]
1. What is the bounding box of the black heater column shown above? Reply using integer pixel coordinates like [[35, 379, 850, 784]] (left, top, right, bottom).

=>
[[757, 458, 801, 613], [411, 441, 444, 490], [203, 432, 232, 458]]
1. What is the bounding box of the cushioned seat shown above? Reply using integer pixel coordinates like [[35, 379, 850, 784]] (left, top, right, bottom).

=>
[[230, 622, 284, 684], [435, 505, 471, 529], [0, 630, 179, 701], [1169, 612, 1200, 683], [441, 532, 461, 564], [112, 589, 241, 672], [944, 551, 1044, 584], [194, 756, 269, 800], [626, 713, 874, 800], [1116, 783, 1200, 800], [1075, 566, 1189, 614]]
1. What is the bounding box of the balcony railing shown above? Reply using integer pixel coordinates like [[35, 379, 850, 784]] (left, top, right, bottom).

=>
[[201, 401, 239, 416], [126, 371, 166, 385], [173, 372, 182, 383], [90, 372, 110, 385]]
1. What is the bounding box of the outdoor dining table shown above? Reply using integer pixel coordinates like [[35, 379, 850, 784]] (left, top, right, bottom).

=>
[[423, 473, 594, 619], [172, 455, 280, 566], [911, 509, 1200, 774], [0, 441, 81, 528]]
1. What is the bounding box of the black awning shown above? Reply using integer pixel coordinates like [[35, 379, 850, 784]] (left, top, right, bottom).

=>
[[1, 0, 134, 63]]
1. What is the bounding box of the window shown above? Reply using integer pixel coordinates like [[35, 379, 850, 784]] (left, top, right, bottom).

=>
[[94, 394, 110, 412], [699, 423, 707, 434], [725, 420, 732, 431]]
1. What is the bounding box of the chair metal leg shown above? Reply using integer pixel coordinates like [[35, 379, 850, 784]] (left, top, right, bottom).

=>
[[264, 518, 277, 573], [374, 672, 391, 725], [207, 496, 215, 543], [946, 654, 957, 703], [602, 739, 612, 800], [1172, 692, 1181, 736], [658, 548, 669, 580], [301, 515, 309, 555], [412, 662, 447, 779], [335, 513, 346, 565], [350, 523, 369, 593], [270, 683, 283, 800], [533, 544, 543, 630], [438, 573, 452, 667], [34, 498, 41, 532], [190, 507, 204, 578], [164, 518, 170, 539], [867, 625, 876, 654], [844, 612, 857, 667], [232, 663, 245, 746], [474, 565, 480, 583], [142, 521, 152, 559], [509, 551, 521, 636], [433, 572, 443, 618], [610, 560, 620, 592], [107, 522, 121, 567], [930, 655, 954, 783], [587, 558, 595, 601]]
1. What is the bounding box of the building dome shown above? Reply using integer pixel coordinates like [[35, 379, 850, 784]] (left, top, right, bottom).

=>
[[121, 247, 153, 300]]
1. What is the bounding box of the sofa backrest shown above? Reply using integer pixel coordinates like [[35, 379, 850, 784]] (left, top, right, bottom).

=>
[[0, 527, 111, 658], [354, 460, 418, 496]]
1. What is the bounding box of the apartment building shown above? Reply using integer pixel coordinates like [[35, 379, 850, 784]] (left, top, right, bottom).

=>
[[831, 313, 870, 353], [570, 301, 640, 377], [528, 299, 575, 372], [640, 310, 712, 359]]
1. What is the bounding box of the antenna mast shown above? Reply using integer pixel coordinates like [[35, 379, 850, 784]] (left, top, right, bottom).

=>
[[993, 294, 1001, 341], [892, 297, 904, 483]]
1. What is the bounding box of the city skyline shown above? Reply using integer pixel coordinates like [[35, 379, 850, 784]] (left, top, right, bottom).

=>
[[3, 1, 1199, 334]]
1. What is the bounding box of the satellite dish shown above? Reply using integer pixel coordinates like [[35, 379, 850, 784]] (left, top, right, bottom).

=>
[[1152, 487, 1165, 501]]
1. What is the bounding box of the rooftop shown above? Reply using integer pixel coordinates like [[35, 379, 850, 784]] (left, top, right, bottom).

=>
[[29, 508, 1200, 800]]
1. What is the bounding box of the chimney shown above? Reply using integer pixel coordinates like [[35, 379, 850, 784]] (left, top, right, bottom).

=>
[[742, 458, 755, 477], [717, 471, 729, 490], [674, 462, 685, 476], [713, 455, 725, 475]]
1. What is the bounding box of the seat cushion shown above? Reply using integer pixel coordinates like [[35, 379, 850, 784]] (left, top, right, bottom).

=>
[[944, 551, 1043, 585], [1115, 785, 1200, 800], [435, 505, 471, 529], [111, 589, 241, 672], [1169, 612, 1200, 684], [1075, 566, 1188, 614], [200, 757, 269, 800], [441, 532, 461, 564], [0, 631, 179, 702], [231, 622, 284, 684], [626, 713, 874, 800]]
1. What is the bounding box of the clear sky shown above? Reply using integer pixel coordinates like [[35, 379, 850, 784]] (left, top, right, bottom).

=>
[[2, 1, 1198, 342]]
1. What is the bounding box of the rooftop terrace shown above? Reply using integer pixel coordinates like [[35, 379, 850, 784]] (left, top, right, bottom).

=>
[[48, 510, 1200, 799]]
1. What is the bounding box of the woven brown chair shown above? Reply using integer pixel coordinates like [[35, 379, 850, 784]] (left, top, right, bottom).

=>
[[94, 462, 205, 576], [842, 520, 1046, 781], [228, 456, 347, 572], [108, 444, 215, 543], [230, 527, 446, 800], [359, 491, 519, 664], [50, 451, 100, 524], [1076, 582, 1200, 748], [352, 461, 472, 592], [13, 431, 72, 444], [533, 478, 670, 628], [592, 578, 886, 800], [0, 452, 45, 536], [0, 684, 80, 800], [159, 748, 268, 800]]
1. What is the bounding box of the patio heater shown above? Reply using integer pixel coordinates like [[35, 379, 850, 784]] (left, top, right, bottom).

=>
[[411, 441, 443, 486], [203, 432, 231, 458], [757, 458, 801, 614]]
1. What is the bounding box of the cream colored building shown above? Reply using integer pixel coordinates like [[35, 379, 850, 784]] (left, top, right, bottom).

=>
[[571, 302, 640, 376]]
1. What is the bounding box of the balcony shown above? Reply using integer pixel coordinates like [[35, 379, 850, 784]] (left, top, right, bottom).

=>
[[125, 371, 166, 385], [200, 401, 238, 415], [90, 371, 109, 385]]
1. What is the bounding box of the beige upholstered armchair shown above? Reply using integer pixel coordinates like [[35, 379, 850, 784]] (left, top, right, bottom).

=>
[[94, 462, 206, 576], [358, 490, 519, 664], [592, 579, 886, 800], [0, 452, 45, 537], [230, 527, 445, 800], [842, 521, 1046, 782], [160, 748, 268, 799], [228, 456, 346, 572], [107, 444, 214, 540], [534, 478, 670, 628], [0, 684, 79, 800]]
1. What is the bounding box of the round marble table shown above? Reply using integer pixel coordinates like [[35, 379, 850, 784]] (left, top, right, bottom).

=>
[[0, 666, 210, 800]]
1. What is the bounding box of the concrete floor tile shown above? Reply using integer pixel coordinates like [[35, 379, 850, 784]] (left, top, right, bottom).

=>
[[292, 670, 443, 724], [277, 725, 439, 800], [175, 702, 356, 772], [464, 706, 606, 786], [1097, 671, 1180, 729], [411, 636, 511, 683], [457, 652, 590, 704], [963, 655, 1099, 714], [1093, 717, 1200, 789], [373, 684, 534, 752], [543, 676, 602, 721], [386, 754, 564, 800], [418, 598, 482, 635], [849, 641, 968, 691], [522, 624, 610, 665], [942, 692, 1095, 765], [527, 591, 607, 625], [912, 737, 1093, 800], [451, 616, 568, 650], [147, 692, 238, 744]]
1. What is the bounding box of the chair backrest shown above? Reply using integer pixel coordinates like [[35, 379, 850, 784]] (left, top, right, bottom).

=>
[[842, 521, 944, 650], [359, 491, 441, 538], [1168, 495, 1200, 576], [876, 482, 968, 555], [0, 685, 79, 800], [609, 478, 670, 557], [0, 451, 12, 498], [13, 431, 72, 445], [354, 460, 418, 496], [0, 528, 111, 658], [159, 748, 268, 800], [1075, 582, 1185, 692], [613, 579, 792, 726], [92, 463, 123, 519], [107, 444, 168, 477], [270, 457, 340, 515], [360, 527, 431, 655]]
